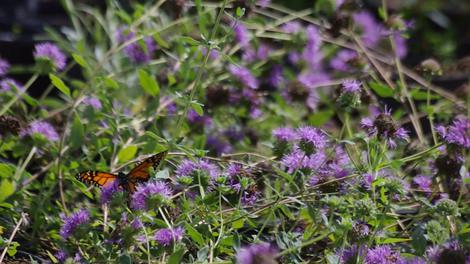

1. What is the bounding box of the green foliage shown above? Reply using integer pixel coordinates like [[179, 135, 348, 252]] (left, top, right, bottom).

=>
[[0, 0, 468, 263]]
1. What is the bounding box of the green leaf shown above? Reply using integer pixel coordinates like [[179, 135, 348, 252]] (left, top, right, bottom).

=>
[[47, 250, 59, 263], [70, 114, 85, 150], [0, 180, 15, 203], [144, 131, 162, 141], [72, 53, 88, 68], [49, 74, 71, 97], [379, 237, 411, 244], [179, 36, 201, 46], [138, 69, 159, 96], [118, 145, 138, 163], [168, 248, 185, 264], [390, 159, 404, 170], [464, 177, 470, 184], [118, 254, 132, 264], [308, 110, 334, 126], [411, 227, 427, 255], [410, 89, 440, 100], [369, 81, 394, 98], [195, 0, 208, 37], [236, 7, 245, 18], [153, 33, 169, 49], [0, 163, 14, 178], [184, 223, 204, 247], [155, 169, 169, 179], [190, 102, 204, 116], [220, 235, 234, 246], [22, 93, 39, 107], [7, 241, 19, 257], [103, 77, 119, 89], [232, 218, 245, 229], [71, 178, 93, 199]]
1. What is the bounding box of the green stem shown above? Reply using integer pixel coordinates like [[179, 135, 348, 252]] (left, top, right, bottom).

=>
[[0, 73, 39, 116], [427, 85, 437, 144], [276, 231, 331, 257], [172, 0, 228, 140]]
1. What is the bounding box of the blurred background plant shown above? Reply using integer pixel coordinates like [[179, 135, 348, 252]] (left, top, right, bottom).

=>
[[0, 0, 469, 263]]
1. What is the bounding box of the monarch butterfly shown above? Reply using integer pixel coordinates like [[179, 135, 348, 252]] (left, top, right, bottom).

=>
[[76, 150, 168, 194]]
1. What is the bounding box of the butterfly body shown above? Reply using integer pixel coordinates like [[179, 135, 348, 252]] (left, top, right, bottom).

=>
[[76, 151, 167, 194]]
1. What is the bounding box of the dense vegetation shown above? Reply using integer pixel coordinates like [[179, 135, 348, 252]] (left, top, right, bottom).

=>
[[0, 0, 469, 263]]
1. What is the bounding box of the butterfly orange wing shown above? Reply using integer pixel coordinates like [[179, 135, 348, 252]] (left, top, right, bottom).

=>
[[127, 150, 168, 182], [76, 171, 118, 188]]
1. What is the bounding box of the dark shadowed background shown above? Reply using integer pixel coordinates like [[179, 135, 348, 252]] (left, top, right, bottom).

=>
[[0, 0, 469, 97]]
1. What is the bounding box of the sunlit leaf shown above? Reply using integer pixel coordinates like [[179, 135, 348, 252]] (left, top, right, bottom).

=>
[[49, 74, 71, 97], [118, 145, 138, 163], [138, 69, 160, 96]]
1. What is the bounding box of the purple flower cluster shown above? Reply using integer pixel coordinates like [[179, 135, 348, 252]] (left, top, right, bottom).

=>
[[234, 23, 250, 48], [241, 191, 259, 206], [236, 242, 278, 264], [296, 72, 330, 110], [154, 227, 184, 246], [0, 79, 24, 93], [297, 126, 329, 151], [82, 96, 102, 110], [100, 181, 121, 204], [337, 80, 363, 109], [131, 218, 143, 229], [130, 181, 172, 210], [281, 147, 327, 174], [341, 244, 413, 264], [257, 0, 271, 8], [266, 65, 284, 88], [206, 135, 233, 156], [273, 126, 328, 148], [338, 244, 366, 263], [201, 47, 220, 60], [116, 28, 157, 64], [302, 25, 323, 69], [437, 116, 470, 149], [187, 109, 212, 127], [223, 163, 243, 191], [229, 65, 259, 89], [352, 221, 370, 239], [425, 240, 469, 263], [412, 175, 432, 194], [0, 57, 10, 76], [55, 250, 68, 262], [20, 120, 60, 141], [281, 21, 302, 34], [242, 44, 270, 63], [353, 11, 384, 48], [272, 126, 355, 190], [341, 80, 362, 93], [272, 127, 297, 142], [311, 147, 351, 187], [364, 245, 404, 264], [176, 159, 220, 179], [393, 32, 408, 59], [59, 209, 90, 239], [272, 126, 330, 172], [361, 107, 409, 148], [33, 42, 66, 71], [330, 50, 358, 72]]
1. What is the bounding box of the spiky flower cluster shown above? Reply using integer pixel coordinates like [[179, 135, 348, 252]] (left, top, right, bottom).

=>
[[154, 227, 184, 246], [59, 209, 90, 239], [361, 107, 409, 148], [33, 42, 66, 71], [131, 181, 172, 210], [20, 120, 59, 142], [236, 243, 278, 264]]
